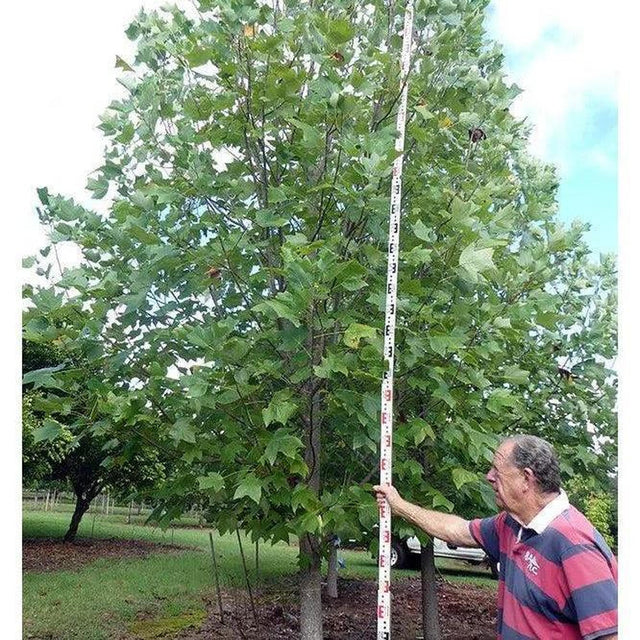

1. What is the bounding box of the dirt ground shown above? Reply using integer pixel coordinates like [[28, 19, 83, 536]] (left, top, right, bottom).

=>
[[22, 537, 192, 572], [24, 538, 497, 639], [174, 576, 498, 640]]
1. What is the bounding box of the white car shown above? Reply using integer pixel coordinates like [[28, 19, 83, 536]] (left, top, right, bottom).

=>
[[391, 535, 499, 578]]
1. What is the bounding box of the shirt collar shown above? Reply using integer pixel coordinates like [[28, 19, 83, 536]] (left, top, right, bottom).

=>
[[525, 489, 569, 534]]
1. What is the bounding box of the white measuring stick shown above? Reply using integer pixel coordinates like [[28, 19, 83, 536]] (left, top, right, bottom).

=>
[[376, 2, 414, 639]]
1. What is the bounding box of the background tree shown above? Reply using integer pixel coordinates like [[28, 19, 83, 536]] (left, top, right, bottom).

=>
[[22, 333, 167, 542], [23, 0, 617, 637]]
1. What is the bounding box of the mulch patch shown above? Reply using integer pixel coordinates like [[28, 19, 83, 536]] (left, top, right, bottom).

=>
[[24, 539, 497, 638], [171, 575, 497, 640], [22, 538, 192, 573]]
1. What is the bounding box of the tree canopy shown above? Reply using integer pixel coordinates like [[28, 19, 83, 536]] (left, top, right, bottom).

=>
[[23, 0, 617, 635]]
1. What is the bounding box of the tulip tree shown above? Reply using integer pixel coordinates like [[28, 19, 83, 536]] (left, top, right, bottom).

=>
[[23, 0, 617, 637]]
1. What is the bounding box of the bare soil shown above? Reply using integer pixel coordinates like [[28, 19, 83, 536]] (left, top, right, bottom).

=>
[[22, 537, 191, 573], [24, 538, 497, 639], [172, 575, 497, 640]]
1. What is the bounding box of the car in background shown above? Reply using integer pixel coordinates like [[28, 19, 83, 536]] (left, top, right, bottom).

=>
[[391, 535, 499, 578]]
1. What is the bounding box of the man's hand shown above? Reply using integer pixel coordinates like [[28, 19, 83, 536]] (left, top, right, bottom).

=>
[[373, 484, 403, 513], [372, 483, 478, 548]]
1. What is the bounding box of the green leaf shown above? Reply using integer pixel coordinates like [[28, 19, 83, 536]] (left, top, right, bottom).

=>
[[403, 246, 432, 266], [431, 492, 454, 512], [327, 18, 354, 44], [128, 224, 158, 245], [428, 335, 458, 357], [493, 317, 512, 329], [263, 391, 298, 427], [291, 486, 320, 513], [408, 417, 435, 445], [234, 473, 262, 504], [412, 219, 433, 242], [169, 418, 197, 444], [261, 428, 304, 465], [503, 365, 529, 385], [285, 117, 322, 147], [486, 388, 520, 414], [32, 418, 64, 443], [115, 55, 134, 72], [254, 299, 301, 327], [22, 364, 66, 390], [343, 323, 377, 348], [185, 375, 209, 398], [198, 473, 225, 493], [86, 176, 109, 199], [313, 352, 350, 378], [362, 394, 379, 422], [415, 105, 434, 121], [458, 244, 495, 283], [451, 467, 478, 490]]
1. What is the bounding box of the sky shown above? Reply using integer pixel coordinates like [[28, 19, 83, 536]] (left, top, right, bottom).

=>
[[2, 0, 638, 634], [484, 0, 618, 255], [7, 0, 620, 266]]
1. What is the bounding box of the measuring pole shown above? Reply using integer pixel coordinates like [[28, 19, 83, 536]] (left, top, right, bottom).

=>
[[376, 2, 414, 639]]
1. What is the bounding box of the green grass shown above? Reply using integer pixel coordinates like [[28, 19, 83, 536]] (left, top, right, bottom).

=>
[[23, 511, 299, 640], [23, 510, 495, 640]]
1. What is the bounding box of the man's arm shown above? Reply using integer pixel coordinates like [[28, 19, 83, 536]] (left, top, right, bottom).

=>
[[373, 484, 478, 548]]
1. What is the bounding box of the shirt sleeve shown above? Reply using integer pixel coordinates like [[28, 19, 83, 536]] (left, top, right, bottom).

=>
[[468, 514, 501, 563], [561, 544, 617, 640]]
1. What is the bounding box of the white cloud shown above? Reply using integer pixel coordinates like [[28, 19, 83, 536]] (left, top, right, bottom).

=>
[[486, 0, 618, 167], [585, 149, 617, 174]]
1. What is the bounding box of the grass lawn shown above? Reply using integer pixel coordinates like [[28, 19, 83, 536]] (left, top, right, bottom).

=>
[[23, 510, 495, 640]]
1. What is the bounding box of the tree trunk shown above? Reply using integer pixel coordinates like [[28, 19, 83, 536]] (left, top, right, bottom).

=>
[[64, 496, 91, 542], [420, 542, 441, 640], [64, 484, 101, 543], [299, 534, 323, 640], [326, 540, 339, 598]]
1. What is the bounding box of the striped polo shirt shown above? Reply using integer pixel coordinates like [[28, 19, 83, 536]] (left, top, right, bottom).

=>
[[469, 491, 617, 639]]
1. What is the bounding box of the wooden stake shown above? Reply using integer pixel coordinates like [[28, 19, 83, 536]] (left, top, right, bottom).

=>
[[209, 531, 225, 624], [255, 540, 259, 586], [236, 528, 257, 624]]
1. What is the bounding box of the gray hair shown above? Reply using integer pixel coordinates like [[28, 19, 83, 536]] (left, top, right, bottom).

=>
[[507, 435, 561, 494]]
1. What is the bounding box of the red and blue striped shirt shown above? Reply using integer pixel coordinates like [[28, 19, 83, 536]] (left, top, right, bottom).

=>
[[469, 495, 617, 639]]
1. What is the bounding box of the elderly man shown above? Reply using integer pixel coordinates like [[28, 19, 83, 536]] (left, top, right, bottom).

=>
[[374, 434, 617, 640]]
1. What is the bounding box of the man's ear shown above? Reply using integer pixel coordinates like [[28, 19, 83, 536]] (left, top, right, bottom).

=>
[[522, 467, 536, 488]]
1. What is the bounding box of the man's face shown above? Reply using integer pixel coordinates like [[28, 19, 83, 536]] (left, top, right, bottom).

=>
[[486, 442, 526, 512]]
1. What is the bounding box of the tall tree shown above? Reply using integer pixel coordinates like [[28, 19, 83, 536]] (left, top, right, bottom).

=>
[[24, 0, 616, 636]]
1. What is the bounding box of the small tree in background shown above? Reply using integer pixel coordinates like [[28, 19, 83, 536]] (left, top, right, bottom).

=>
[[22, 336, 167, 542]]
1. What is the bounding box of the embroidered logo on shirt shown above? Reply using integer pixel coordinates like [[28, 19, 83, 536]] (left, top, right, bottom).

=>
[[524, 551, 539, 575]]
